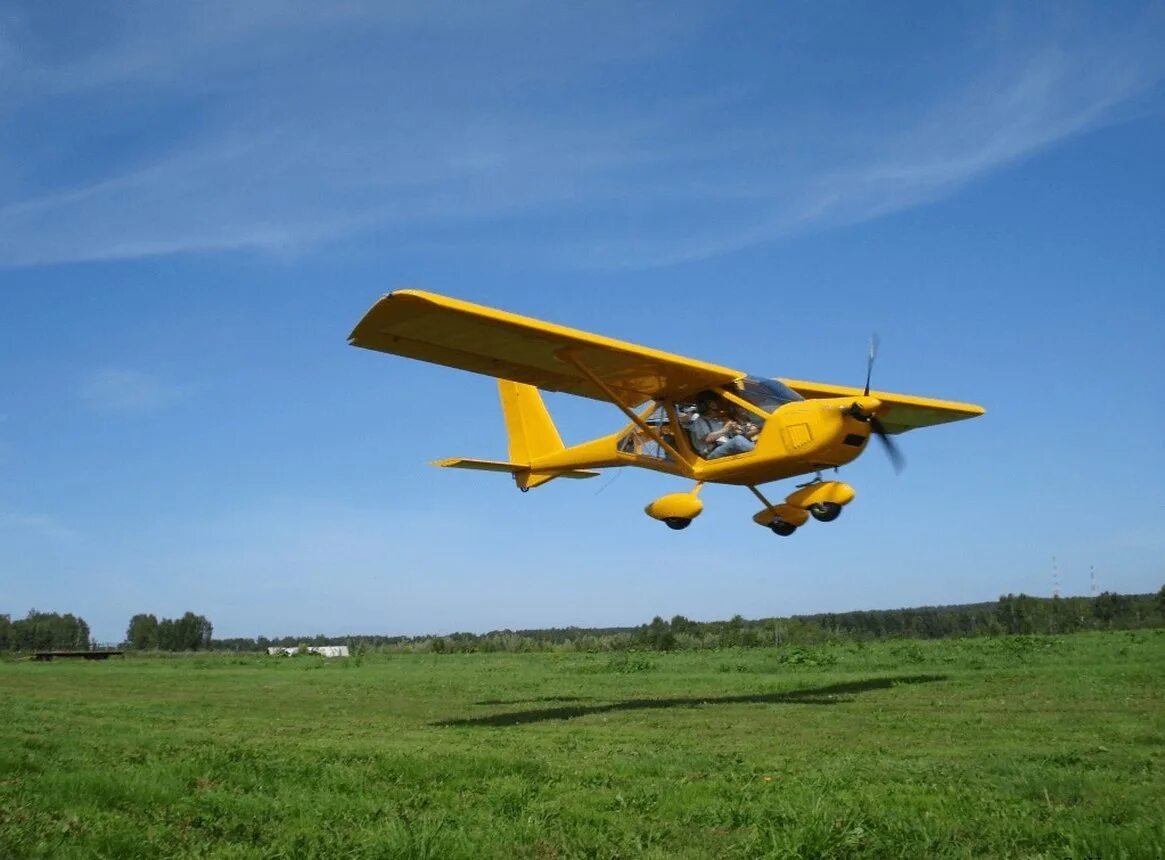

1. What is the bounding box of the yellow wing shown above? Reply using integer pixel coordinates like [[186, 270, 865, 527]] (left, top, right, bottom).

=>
[[349, 290, 743, 407], [779, 379, 984, 434]]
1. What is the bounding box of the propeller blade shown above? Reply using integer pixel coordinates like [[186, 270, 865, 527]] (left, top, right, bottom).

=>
[[870, 416, 905, 473], [864, 332, 880, 397]]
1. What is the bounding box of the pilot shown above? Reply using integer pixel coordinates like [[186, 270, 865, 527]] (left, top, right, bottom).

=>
[[687, 398, 756, 458]]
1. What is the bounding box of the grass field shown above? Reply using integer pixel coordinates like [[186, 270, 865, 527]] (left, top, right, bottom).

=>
[[1, 631, 1162, 858]]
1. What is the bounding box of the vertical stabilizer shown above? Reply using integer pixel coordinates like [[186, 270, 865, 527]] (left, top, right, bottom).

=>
[[498, 380, 564, 464]]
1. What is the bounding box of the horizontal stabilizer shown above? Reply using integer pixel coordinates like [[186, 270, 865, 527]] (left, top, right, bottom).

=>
[[431, 457, 521, 473], [431, 458, 599, 480]]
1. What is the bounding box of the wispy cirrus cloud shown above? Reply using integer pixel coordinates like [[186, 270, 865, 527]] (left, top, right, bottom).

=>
[[80, 368, 179, 414], [0, 510, 76, 542], [0, 2, 1161, 269], [587, 42, 1161, 267]]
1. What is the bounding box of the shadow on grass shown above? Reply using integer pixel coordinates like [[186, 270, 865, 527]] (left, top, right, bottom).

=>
[[474, 695, 594, 706], [438, 674, 947, 728]]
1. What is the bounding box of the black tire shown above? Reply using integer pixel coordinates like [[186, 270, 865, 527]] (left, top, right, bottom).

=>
[[664, 517, 691, 530], [769, 520, 797, 536], [809, 502, 842, 522]]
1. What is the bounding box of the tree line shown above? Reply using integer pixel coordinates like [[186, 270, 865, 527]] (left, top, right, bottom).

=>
[[213, 588, 1165, 655], [125, 613, 213, 651], [0, 610, 91, 652], [4, 588, 1162, 655], [0, 610, 211, 652]]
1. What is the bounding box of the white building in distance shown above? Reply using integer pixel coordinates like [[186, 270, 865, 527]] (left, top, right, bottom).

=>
[[267, 645, 350, 658]]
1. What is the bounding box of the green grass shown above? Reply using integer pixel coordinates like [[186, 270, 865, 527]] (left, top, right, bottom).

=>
[[1, 632, 1162, 858]]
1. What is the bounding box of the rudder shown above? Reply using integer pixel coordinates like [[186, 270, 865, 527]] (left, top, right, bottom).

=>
[[498, 380, 564, 463]]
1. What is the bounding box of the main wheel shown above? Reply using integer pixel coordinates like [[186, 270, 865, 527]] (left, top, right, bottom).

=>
[[664, 517, 691, 530], [809, 502, 842, 522], [769, 520, 797, 536]]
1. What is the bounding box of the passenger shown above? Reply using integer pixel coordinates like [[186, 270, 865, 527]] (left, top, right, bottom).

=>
[[687, 398, 755, 459], [731, 405, 763, 440]]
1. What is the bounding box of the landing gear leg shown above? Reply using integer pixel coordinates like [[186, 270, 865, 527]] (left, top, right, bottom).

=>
[[747, 485, 801, 537], [747, 484, 777, 510]]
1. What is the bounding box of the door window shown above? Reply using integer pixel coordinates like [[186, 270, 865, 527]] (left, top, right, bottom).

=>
[[616, 405, 675, 462]]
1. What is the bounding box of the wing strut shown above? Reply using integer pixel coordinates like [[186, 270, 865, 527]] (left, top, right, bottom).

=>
[[559, 350, 688, 466]]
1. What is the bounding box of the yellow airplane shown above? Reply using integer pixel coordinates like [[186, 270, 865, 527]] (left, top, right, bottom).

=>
[[349, 291, 984, 535]]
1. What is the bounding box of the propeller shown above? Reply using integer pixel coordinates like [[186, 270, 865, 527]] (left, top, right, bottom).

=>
[[869, 415, 905, 473], [859, 333, 905, 473], [864, 333, 879, 397]]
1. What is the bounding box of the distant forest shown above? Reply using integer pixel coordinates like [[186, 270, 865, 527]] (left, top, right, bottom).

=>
[[4, 589, 1162, 654], [0, 610, 211, 653]]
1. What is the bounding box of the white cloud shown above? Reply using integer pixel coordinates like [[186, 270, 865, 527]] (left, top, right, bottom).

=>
[[0, 3, 1160, 269], [80, 368, 178, 414], [555, 41, 1164, 268], [0, 510, 76, 542]]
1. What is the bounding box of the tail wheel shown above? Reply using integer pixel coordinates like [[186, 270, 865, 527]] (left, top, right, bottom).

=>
[[809, 502, 842, 523], [664, 517, 691, 530], [769, 520, 797, 536]]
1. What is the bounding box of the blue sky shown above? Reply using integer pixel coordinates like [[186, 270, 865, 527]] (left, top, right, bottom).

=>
[[2, 2, 1163, 644]]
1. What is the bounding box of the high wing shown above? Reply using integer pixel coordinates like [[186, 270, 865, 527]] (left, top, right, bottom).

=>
[[779, 379, 984, 434], [349, 290, 743, 407]]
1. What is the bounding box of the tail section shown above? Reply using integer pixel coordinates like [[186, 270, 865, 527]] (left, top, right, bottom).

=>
[[430, 381, 596, 490], [498, 380, 564, 464]]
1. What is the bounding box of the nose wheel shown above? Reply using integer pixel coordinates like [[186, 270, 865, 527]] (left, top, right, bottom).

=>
[[749, 483, 853, 536]]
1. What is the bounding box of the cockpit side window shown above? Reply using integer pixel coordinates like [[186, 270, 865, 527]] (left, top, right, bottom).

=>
[[676, 391, 762, 460], [737, 376, 804, 415], [616, 404, 676, 462]]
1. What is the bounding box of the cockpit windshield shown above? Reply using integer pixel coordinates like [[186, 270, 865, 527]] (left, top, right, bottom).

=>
[[736, 376, 804, 415]]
